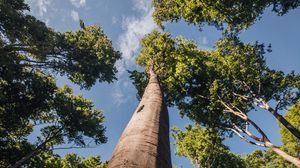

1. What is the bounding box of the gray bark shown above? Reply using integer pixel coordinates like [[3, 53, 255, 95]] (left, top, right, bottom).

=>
[[108, 69, 172, 168]]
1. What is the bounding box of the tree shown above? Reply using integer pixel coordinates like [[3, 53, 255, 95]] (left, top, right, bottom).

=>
[[130, 31, 300, 166], [108, 66, 172, 167], [279, 103, 300, 158], [245, 103, 300, 168], [150, 0, 300, 139], [149, 0, 300, 166], [0, 0, 121, 167], [172, 125, 246, 168], [244, 150, 270, 168], [152, 0, 300, 32]]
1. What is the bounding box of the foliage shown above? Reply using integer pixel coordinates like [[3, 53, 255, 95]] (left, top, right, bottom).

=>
[[245, 148, 298, 168], [0, 0, 120, 167], [0, 0, 121, 89], [128, 70, 148, 100], [28, 152, 107, 168], [279, 103, 300, 156], [172, 125, 246, 168], [244, 150, 270, 168], [244, 104, 300, 168], [133, 31, 299, 131], [131, 31, 300, 166], [152, 0, 300, 31]]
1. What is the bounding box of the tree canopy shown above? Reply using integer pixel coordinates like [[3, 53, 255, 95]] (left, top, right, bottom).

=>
[[146, 1, 300, 166], [27, 152, 107, 168], [131, 30, 300, 166], [152, 0, 300, 31], [133, 31, 299, 130], [173, 125, 246, 168], [0, 0, 121, 167]]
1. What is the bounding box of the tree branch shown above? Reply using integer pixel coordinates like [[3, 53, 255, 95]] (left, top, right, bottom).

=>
[[226, 127, 265, 147]]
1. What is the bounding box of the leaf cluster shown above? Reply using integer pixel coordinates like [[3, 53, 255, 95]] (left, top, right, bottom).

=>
[[152, 0, 300, 32], [172, 125, 246, 168], [28, 152, 107, 168]]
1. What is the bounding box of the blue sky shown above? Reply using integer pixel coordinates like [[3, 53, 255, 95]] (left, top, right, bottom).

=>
[[26, 0, 300, 167]]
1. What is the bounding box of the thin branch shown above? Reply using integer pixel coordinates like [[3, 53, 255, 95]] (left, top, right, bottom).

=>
[[275, 99, 282, 113], [233, 123, 263, 142], [226, 127, 265, 147], [232, 92, 250, 100], [218, 98, 246, 119], [53, 146, 96, 150]]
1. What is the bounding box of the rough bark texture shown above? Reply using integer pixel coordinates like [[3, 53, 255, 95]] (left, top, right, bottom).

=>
[[107, 70, 172, 168]]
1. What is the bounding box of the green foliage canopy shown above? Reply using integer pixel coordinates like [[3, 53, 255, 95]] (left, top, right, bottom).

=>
[[132, 31, 299, 134], [0, 0, 120, 167], [173, 125, 246, 168], [152, 0, 300, 31], [28, 152, 107, 168], [0, 0, 121, 89]]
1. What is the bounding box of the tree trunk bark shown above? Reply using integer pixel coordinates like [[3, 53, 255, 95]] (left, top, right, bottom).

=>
[[265, 142, 300, 168], [108, 69, 172, 168]]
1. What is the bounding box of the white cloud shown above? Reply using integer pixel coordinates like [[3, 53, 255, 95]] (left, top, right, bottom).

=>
[[198, 36, 212, 50], [26, 0, 88, 25], [112, 88, 125, 106], [111, 0, 158, 106], [70, 10, 80, 22], [69, 0, 86, 8], [201, 36, 208, 45], [25, 0, 51, 16], [25, 0, 53, 25], [133, 0, 152, 13], [117, 0, 158, 75], [36, 0, 51, 16], [112, 16, 119, 25]]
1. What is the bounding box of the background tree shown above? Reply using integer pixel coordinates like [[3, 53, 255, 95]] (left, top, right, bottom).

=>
[[149, 0, 300, 166], [0, 0, 121, 167], [131, 31, 300, 166], [150, 0, 300, 139], [173, 125, 246, 168], [28, 152, 107, 168], [152, 0, 300, 32], [245, 103, 300, 168], [244, 150, 270, 168]]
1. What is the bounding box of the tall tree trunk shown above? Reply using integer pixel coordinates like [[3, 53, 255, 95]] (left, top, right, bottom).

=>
[[108, 68, 172, 168]]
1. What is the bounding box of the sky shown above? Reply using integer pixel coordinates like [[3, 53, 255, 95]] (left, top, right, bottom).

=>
[[25, 0, 300, 167]]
